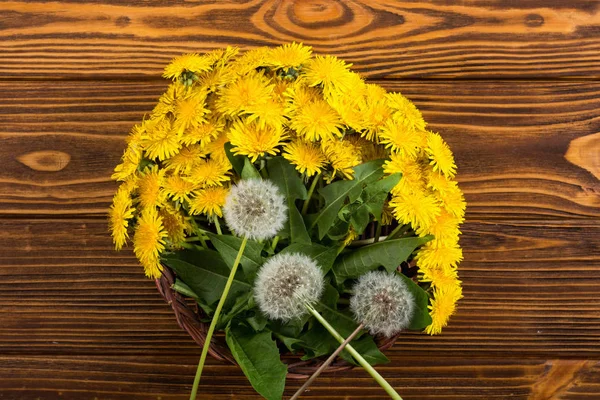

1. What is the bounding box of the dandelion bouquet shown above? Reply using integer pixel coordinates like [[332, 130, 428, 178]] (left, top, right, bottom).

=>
[[110, 43, 465, 399]]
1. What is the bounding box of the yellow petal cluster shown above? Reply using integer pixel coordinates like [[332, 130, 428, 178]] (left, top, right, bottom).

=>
[[110, 43, 465, 335]]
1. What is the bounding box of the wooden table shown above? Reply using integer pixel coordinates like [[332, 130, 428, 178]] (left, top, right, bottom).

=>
[[1, 1, 599, 399]]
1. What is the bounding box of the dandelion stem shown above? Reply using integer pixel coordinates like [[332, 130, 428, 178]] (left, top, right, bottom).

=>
[[304, 303, 402, 400], [189, 235, 249, 400], [302, 173, 321, 215], [271, 235, 280, 252], [214, 218, 222, 235], [290, 323, 364, 400], [374, 222, 382, 243], [199, 236, 208, 249], [384, 224, 408, 241]]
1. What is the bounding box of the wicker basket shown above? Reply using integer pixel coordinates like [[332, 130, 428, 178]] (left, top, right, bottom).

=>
[[155, 265, 402, 379]]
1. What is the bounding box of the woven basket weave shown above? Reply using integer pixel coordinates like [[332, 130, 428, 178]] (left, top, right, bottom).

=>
[[155, 265, 401, 379]]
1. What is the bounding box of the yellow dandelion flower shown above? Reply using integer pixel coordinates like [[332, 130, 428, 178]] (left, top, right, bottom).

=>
[[303, 55, 355, 97], [426, 131, 457, 178], [384, 152, 425, 195], [108, 184, 135, 250], [133, 207, 168, 279], [425, 283, 463, 335], [361, 139, 390, 162], [246, 99, 287, 130], [204, 131, 231, 165], [138, 166, 166, 209], [217, 72, 274, 116], [162, 175, 196, 203], [386, 92, 426, 132], [141, 118, 181, 161], [416, 241, 463, 270], [230, 47, 271, 76], [273, 80, 292, 102], [227, 120, 287, 162], [266, 42, 312, 69], [173, 90, 210, 134], [381, 202, 394, 226], [283, 140, 327, 177], [163, 145, 206, 175], [180, 119, 224, 147], [326, 78, 366, 132], [360, 84, 392, 141], [390, 188, 441, 231], [284, 82, 321, 114], [111, 145, 142, 182], [185, 158, 230, 188], [151, 83, 187, 119], [416, 210, 462, 246], [159, 206, 191, 247], [204, 46, 239, 66], [419, 266, 460, 290], [321, 138, 361, 181], [343, 227, 358, 246], [163, 53, 213, 81], [379, 119, 426, 158], [189, 186, 229, 217], [290, 100, 343, 141], [197, 65, 236, 92], [426, 168, 453, 194], [126, 123, 145, 150], [434, 180, 466, 219]]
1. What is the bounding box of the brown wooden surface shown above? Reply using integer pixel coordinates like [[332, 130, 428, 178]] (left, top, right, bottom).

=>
[[1, 0, 600, 80], [1, 1, 599, 399]]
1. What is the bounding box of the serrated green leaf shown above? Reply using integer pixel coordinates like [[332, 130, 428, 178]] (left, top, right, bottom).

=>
[[273, 333, 304, 353], [268, 314, 310, 338], [172, 278, 215, 316], [299, 322, 338, 360], [162, 249, 251, 306], [395, 272, 433, 330], [246, 311, 268, 332], [347, 201, 370, 234], [332, 235, 433, 284], [206, 233, 264, 282], [225, 142, 244, 175], [310, 159, 385, 239], [226, 323, 287, 400], [171, 279, 200, 300], [327, 218, 350, 240], [279, 243, 338, 274], [267, 157, 311, 244], [242, 158, 261, 180], [217, 291, 253, 329], [352, 173, 401, 233]]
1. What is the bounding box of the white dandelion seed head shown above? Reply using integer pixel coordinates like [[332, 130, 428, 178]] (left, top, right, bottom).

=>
[[223, 178, 287, 241], [254, 253, 325, 321], [350, 270, 415, 337]]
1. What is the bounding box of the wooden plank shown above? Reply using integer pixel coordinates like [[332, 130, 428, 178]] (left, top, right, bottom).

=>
[[0, 1, 600, 79], [0, 356, 597, 399], [1, 80, 599, 219], [0, 218, 598, 358]]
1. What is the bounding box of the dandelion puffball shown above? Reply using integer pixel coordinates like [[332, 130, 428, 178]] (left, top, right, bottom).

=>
[[254, 253, 325, 321], [222, 178, 287, 241], [350, 270, 415, 337]]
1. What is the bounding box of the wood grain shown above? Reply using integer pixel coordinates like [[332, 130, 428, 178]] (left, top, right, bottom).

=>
[[0, 355, 598, 400], [2, 1, 600, 397], [1, 80, 599, 219], [1, 0, 600, 79], [1, 218, 598, 359]]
